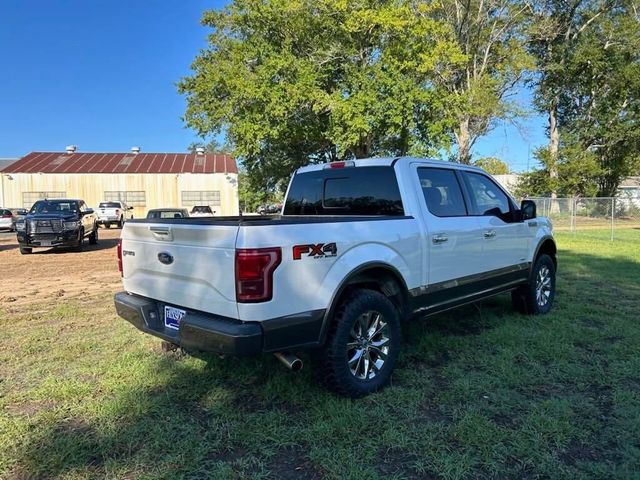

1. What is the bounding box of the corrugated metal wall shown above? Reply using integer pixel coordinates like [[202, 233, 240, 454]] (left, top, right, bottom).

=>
[[1, 172, 239, 218]]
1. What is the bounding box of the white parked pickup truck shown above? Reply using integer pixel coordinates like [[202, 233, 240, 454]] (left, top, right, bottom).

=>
[[97, 201, 133, 229], [115, 157, 556, 397]]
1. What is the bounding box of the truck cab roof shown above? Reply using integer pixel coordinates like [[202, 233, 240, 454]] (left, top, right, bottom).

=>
[[296, 156, 487, 174]]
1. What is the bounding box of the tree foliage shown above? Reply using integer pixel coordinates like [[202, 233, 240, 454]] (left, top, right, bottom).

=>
[[526, 0, 640, 196], [430, 0, 533, 164], [474, 157, 510, 175], [178, 0, 465, 187]]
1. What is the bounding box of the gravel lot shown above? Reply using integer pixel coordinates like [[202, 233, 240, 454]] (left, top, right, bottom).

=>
[[0, 228, 122, 307]]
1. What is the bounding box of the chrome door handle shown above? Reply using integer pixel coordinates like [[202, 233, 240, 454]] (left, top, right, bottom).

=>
[[483, 230, 496, 239], [432, 234, 449, 244]]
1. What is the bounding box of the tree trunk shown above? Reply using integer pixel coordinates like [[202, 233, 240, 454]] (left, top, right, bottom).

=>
[[548, 99, 559, 200], [457, 117, 472, 164]]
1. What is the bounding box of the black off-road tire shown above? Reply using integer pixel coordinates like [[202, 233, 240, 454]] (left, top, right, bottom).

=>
[[105, 223, 111, 229], [117, 217, 123, 229], [313, 289, 401, 398], [89, 225, 98, 245], [19, 246, 32, 255], [511, 254, 556, 315], [75, 229, 84, 252]]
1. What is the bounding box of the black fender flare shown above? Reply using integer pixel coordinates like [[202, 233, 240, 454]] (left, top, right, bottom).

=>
[[318, 262, 409, 346]]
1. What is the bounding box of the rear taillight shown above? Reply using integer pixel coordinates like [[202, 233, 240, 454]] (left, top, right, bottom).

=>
[[235, 247, 281, 302], [117, 239, 123, 276], [1, 214, 11, 218]]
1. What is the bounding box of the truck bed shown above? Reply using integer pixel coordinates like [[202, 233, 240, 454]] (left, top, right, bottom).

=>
[[127, 214, 412, 226]]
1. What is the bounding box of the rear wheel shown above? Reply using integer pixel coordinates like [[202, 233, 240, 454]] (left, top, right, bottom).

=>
[[105, 223, 111, 229], [512, 254, 555, 315], [314, 289, 401, 398], [19, 246, 32, 255], [117, 217, 123, 229]]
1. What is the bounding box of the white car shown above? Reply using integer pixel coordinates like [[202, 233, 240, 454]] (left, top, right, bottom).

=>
[[0, 208, 14, 231], [97, 201, 132, 229], [115, 157, 557, 397]]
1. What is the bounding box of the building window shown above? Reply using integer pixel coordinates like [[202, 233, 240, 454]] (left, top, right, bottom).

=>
[[104, 191, 146, 206], [22, 191, 66, 209], [181, 191, 221, 206]]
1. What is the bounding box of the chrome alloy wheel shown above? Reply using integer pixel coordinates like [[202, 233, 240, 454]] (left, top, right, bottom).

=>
[[347, 310, 390, 380], [536, 265, 552, 307]]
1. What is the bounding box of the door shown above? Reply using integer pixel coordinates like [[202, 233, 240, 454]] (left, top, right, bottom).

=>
[[460, 171, 529, 271], [414, 166, 484, 293]]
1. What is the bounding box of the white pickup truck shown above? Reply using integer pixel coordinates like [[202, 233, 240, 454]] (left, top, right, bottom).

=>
[[97, 201, 133, 229], [115, 157, 556, 397]]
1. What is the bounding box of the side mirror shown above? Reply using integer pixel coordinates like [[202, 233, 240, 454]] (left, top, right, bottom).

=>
[[128, 206, 134, 210], [520, 200, 536, 220], [84, 208, 94, 215]]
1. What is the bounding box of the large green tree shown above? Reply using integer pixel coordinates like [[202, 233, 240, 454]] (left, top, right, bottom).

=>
[[178, 0, 463, 187], [429, 0, 533, 164], [525, 0, 640, 197]]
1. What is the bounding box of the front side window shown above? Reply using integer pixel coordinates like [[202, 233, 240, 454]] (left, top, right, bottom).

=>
[[464, 172, 511, 216], [417, 168, 467, 217]]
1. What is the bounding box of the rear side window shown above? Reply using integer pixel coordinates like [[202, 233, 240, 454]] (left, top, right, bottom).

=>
[[417, 168, 467, 217], [283, 166, 404, 216], [463, 172, 511, 216]]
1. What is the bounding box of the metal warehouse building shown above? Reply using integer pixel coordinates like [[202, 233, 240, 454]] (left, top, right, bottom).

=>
[[0, 148, 239, 217]]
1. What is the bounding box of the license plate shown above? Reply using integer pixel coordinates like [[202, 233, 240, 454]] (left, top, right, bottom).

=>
[[40, 240, 52, 247], [164, 306, 186, 330]]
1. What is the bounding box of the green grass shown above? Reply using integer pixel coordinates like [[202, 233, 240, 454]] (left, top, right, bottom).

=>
[[1, 229, 640, 479]]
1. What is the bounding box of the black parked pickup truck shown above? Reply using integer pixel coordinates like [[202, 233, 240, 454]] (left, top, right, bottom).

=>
[[16, 199, 99, 254]]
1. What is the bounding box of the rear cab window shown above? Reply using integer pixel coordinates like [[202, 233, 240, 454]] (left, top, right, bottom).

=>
[[284, 166, 404, 216]]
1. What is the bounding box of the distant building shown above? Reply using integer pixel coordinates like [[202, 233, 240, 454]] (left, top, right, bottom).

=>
[[492, 174, 521, 195], [0, 148, 239, 216], [618, 176, 640, 198]]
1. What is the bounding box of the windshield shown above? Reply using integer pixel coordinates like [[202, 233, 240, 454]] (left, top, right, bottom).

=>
[[148, 210, 188, 219], [30, 200, 79, 215], [191, 206, 212, 213], [99, 202, 121, 208]]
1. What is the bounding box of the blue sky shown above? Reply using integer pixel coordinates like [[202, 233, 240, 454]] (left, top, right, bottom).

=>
[[0, 0, 547, 172]]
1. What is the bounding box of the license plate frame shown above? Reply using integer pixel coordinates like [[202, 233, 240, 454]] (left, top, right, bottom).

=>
[[164, 306, 186, 330], [40, 240, 52, 247]]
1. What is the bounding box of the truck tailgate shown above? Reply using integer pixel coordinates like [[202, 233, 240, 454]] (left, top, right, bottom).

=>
[[120, 221, 239, 319]]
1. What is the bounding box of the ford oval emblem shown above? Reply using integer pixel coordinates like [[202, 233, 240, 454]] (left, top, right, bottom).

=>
[[157, 252, 174, 265]]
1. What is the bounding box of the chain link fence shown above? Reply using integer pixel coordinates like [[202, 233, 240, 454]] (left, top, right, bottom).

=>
[[527, 197, 640, 240]]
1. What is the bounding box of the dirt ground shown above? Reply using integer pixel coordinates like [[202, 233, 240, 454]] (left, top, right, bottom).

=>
[[0, 228, 122, 308]]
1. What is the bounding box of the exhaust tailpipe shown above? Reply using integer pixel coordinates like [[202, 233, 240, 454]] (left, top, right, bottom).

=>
[[274, 352, 303, 372]]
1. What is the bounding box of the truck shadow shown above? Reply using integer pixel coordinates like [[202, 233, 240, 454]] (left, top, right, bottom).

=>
[[10, 249, 640, 479]]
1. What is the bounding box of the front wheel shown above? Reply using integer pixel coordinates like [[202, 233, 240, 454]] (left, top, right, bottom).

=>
[[89, 225, 98, 245], [314, 289, 401, 398], [512, 254, 556, 315], [117, 217, 123, 229], [105, 223, 111, 229]]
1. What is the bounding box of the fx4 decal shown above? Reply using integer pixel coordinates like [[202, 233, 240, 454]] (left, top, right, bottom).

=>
[[293, 243, 337, 260]]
